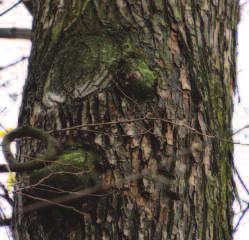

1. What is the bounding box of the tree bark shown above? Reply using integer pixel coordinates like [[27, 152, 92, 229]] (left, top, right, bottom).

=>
[[13, 1, 239, 239]]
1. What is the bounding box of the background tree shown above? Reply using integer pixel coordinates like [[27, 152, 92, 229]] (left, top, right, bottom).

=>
[[8, 1, 239, 239]]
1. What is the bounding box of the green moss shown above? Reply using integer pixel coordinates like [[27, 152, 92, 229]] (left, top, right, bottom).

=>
[[114, 55, 157, 100], [210, 141, 233, 239], [51, 19, 64, 43], [30, 149, 101, 192], [169, 3, 182, 22], [155, 0, 163, 6], [42, 149, 92, 171], [136, 60, 156, 88], [100, 39, 120, 66], [122, 38, 135, 54], [58, 149, 88, 163]]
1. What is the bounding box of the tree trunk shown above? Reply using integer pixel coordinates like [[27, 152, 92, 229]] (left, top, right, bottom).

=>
[[13, 1, 239, 239]]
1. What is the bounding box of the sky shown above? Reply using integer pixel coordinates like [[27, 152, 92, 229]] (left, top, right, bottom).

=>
[[0, 0, 249, 239]]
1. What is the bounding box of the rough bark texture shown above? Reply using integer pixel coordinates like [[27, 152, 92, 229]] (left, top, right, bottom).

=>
[[14, 1, 239, 239]]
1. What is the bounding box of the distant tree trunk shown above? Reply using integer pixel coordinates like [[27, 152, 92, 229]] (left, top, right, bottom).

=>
[[14, 1, 239, 239]]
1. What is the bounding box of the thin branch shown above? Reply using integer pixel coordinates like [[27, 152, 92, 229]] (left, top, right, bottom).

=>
[[240, 0, 249, 8], [0, 122, 8, 132], [21, 170, 89, 192], [20, 192, 89, 217], [233, 124, 249, 136], [0, 0, 22, 17], [234, 167, 249, 196], [0, 107, 7, 114], [20, 171, 146, 214], [0, 183, 14, 207], [0, 217, 11, 226], [0, 206, 11, 229], [49, 116, 249, 146], [233, 202, 249, 233], [0, 28, 31, 39], [1, 117, 249, 173], [0, 56, 29, 71], [18, 169, 179, 214]]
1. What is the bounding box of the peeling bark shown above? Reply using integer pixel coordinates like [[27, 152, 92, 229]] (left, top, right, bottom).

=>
[[14, 1, 239, 239]]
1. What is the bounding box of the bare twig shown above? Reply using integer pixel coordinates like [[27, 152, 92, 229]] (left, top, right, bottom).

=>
[[0, 207, 11, 228], [0, 56, 29, 71], [19, 169, 174, 214], [20, 192, 89, 216], [20, 170, 89, 192], [240, 0, 249, 8], [233, 202, 249, 233], [0, 107, 7, 114], [20, 171, 143, 213], [234, 167, 249, 196], [49, 116, 249, 146], [0, 217, 11, 226], [0, 183, 14, 206], [0, 0, 22, 17], [233, 124, 249, 136], [0, 122, 8, 132]]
